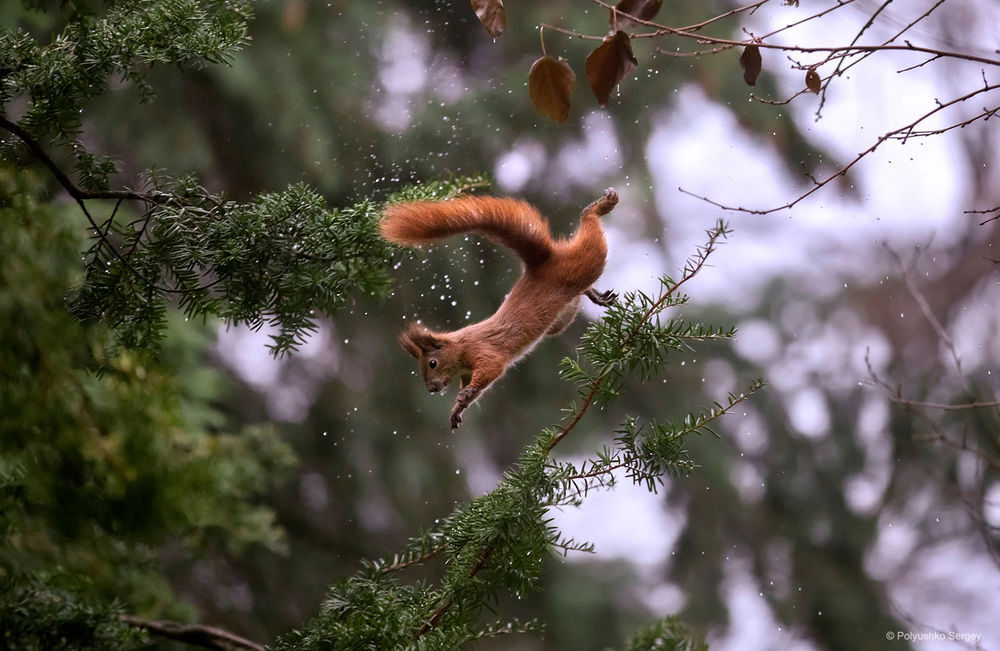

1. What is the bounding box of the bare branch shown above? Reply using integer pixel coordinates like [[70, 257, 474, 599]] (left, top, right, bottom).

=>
[[602, 0, 1000, 69], [121, 615, 264, 651], [680, 82, 1000, 214], [888, 395, 1000, 412], [676, 0, 770, 34], [536, 22, 603, 42]]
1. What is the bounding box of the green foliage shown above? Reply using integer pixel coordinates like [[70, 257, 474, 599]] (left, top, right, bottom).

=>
[[1, 0, 252, 190], [0, 574, 147, 651], [0, 163, 295, 637], [620, 615, 708, 651]]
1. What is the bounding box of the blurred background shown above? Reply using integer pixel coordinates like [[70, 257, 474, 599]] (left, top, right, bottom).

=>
[[5, 0, 999, 648]]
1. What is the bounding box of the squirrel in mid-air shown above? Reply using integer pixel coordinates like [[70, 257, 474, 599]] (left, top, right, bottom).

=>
[[380, 187, 619, 430]]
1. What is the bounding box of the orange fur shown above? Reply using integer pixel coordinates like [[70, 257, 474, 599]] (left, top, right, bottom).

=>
[[382, 188, 620, 429]]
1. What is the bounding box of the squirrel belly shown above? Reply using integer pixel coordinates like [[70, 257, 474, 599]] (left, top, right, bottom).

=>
[[383, 188, 619, 430]]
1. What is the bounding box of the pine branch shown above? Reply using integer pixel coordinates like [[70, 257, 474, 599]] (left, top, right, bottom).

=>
[[545, 376, 604, 454]]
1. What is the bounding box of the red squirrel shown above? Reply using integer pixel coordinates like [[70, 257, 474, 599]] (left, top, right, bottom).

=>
[[381, 187, 619, 430]]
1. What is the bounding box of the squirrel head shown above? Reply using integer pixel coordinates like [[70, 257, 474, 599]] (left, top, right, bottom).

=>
[[398, 323, 462, 394]]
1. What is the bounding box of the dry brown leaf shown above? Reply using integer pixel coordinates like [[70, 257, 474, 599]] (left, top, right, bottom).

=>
[[529, 56, 576, 122], [471, 0, 506, 39], [805, 68, 821, 94], [609, 0, 663, 28], [585, 31, 638, 108], [740, 44, 762, 86]]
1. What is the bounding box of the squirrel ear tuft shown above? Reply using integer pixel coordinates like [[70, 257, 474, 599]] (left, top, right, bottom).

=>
[[398, 323, 441, 358]]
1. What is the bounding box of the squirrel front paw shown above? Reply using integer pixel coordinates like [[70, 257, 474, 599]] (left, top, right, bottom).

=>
[[593, 289, 618, 306], [451, 386, 479, 430], [585, 287, 618, 307]]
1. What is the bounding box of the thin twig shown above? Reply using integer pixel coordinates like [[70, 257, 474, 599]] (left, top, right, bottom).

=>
[[677, 0, 770, 34], [865, 350, 1000, 468], [545, 377, 604, 453], [537, 22, 604, 42], [893, 105, 999, 141]]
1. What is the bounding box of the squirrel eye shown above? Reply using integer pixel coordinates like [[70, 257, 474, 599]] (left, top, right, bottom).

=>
[[428, 359, 437, 369]]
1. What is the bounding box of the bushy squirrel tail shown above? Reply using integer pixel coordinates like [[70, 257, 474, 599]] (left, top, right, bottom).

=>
[[380, 196, 554, 267]]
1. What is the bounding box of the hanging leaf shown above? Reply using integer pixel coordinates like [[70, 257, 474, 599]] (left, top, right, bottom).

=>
[[585, 31, 638, 108], [529, 56, 576, 123], [739, 44, 762, 86], [609, 0, 663, 28], [471, 0, 506, 39], [805, 68, 821, 93]]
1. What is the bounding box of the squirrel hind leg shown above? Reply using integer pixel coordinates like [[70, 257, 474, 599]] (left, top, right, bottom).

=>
[[547, 297, 583, 335]]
